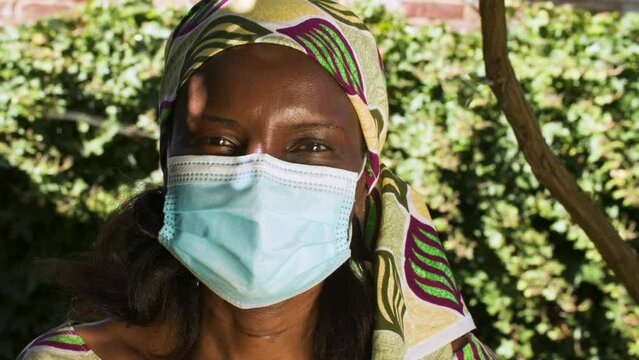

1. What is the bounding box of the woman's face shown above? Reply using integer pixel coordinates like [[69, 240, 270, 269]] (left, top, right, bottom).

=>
[[169, 43, 368, 217], [169, 43, 365, 175]]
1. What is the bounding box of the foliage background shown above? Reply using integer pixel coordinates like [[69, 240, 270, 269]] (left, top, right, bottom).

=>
[[1, 0, 637, 358]]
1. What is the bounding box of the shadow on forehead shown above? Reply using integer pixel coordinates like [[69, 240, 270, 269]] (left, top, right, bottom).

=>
[[192, 43, 342, 85], [181, 43, 361, 130]]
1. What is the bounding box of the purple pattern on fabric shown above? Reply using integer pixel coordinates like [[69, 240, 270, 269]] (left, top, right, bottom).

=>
[[159, 99, 173, 109], [404, 216, 464, 314], [27, 324, 90, 353], [277, 18, 366, 103], [159, 99, 174, 113], [31, 340, 88, 352], [455, 335, 498, 359], [159, 99, 176, 122], [415, 259, 457, 292], [175, 0, 229, 38], [302, 31, 340, 66], [32, 329, 71, 344], [471, 342, 481, 359]]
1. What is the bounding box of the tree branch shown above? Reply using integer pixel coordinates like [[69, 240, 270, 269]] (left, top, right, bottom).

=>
[[479, 0, 639, 303]]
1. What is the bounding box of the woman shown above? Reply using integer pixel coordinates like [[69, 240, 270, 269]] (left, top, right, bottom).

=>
[[19, 0, 496, 359]]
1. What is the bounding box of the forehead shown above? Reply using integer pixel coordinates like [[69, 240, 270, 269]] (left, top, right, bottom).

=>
[[176, 43, 360, 131]]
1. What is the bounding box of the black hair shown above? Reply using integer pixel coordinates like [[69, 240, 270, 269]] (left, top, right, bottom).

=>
[[44, 186, 374, 359]]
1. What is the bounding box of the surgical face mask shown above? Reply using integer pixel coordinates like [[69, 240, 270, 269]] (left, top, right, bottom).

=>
[[159, 153, 362, 309]]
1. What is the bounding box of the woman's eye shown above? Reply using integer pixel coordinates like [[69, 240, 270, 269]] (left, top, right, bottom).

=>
[[294, 142, 330, 153], [201, 136, 235, 147]]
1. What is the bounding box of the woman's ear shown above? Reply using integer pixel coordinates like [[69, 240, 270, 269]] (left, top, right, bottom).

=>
[[353, 174, 368, 222]]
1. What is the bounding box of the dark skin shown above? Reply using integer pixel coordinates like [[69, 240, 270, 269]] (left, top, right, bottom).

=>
[[75, 44, 368, 360]]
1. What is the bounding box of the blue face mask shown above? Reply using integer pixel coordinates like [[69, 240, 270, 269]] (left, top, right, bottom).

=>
[[159, 153, 361, 309]]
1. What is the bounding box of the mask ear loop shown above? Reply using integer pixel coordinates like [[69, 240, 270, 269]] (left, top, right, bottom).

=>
[[348, 157, 370, 278], [357, 155, 368, 180]]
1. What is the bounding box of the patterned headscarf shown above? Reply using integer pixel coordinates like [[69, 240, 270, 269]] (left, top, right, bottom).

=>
[[158, 1, 494, 359]]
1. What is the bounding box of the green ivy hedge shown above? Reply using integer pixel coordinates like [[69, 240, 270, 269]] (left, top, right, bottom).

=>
[[1, 0, 637, 358]]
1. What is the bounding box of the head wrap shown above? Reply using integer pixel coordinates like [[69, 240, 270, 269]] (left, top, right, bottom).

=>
[[157, 1, 480, 358]]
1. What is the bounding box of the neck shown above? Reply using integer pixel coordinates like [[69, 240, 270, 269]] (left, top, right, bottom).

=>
[[190, 285, 322, 360]]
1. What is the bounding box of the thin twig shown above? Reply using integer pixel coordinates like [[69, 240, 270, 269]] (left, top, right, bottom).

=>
[[46, 111, 157, 140]]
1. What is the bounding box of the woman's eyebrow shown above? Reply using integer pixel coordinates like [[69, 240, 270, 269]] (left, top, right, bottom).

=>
[[289, 122, 344, 131], [198, 115, 240, 128]]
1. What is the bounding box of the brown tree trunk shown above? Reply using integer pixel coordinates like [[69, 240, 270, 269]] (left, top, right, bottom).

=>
[[478, 0, 639, 303]]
